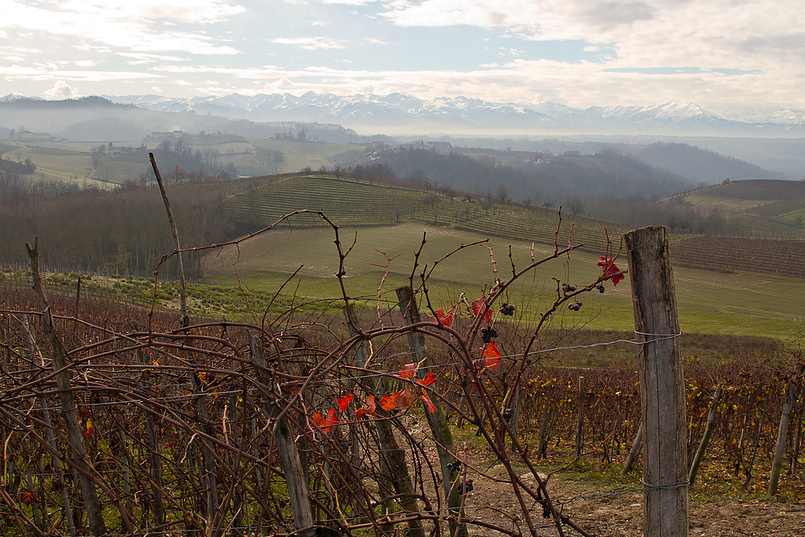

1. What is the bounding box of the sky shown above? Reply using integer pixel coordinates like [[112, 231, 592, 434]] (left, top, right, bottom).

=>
[[0, 0, 803, 118]]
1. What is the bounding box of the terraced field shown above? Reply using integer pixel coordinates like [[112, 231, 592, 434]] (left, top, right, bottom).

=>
[[225, 173, 629, 254], [671, 235, 805, 278], [679, 179, 805, 237]]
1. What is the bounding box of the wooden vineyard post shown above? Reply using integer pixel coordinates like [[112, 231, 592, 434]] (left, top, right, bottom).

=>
[[21, 315, 76, 537], [26, 240, 108, 537], [688, 387, 722, 487], [624, 226, 688, 537], [539, 387, 553, 459], [575, 376, 585, 458], [248, 333, 315, 536], [622, 424, 643, 474], [769, 363, 804, 495], [343, 305, 424, 537], [137, 349, 166, 526], [396, 287, 466, 537], [791, 415, 803, 475]]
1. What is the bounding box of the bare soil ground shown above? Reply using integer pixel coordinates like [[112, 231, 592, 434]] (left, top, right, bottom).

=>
[[461, 467, 805, 537]]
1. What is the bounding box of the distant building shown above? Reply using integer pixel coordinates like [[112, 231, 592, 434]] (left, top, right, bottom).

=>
[[148, 130, 184, 139], [18, 130, 51, 141], [426, 141, 452, 154]]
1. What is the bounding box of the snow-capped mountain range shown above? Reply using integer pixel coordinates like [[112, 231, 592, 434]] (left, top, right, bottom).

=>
[[2, 91, 804, 136], [98, 92, 804, 135]]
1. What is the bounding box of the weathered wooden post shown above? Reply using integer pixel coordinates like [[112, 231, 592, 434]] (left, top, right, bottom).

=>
[[689, 387, 722, 487], [396, 287, 466, 537], [539, 386, 553, 459], [624, 226, 688, 537], [769, 363, 804, 495], [343, 305, 424, 537], [248, 333, 314, 537], [622, 424, 643, 474], [26, 240, 108, 537], [137, 349, 165, 525], [575, 376, 585, 458], [22, 315, 76, 537]]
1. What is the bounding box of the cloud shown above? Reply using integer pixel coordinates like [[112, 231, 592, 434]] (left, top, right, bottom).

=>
[[0, 64, 156, 82], [118, 53, 191, 65], [0, 0, 802, 114], [271, 37, 345, 50], [381, 1, 524, 28], [573, 2, 655, 27], [59, 0, 246, 25], [148, 53, 804, 115], [285, 0, 372, 4], [43, 81, 79, 99], [0, 0, 244, 55], [380, 1, 804, 71], [362, 37, 389, 45]]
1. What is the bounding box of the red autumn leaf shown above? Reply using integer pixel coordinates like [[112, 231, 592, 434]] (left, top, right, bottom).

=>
[[312, 411, 325, 428], [472, 298, 492, 324], [380, 393, 398, 411], [434, 308, 452, 327], [356, 394, 377, 419], [366, 394, 377, 414], [420, 387, 438, 413], [398, 363, 417, 380], [338, 393, 355, 411], [323, 409, 338, 433], [482, 341, 502, 371], [417, 372, 437, 387], [20, 490, 38, 505], [312, 409, 339, 434], [597, 257, 625, 286], [395, 388, 415, 410]]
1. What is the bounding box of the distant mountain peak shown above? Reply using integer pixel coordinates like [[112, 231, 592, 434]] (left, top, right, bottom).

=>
[[4, 91, 804, 136], [0, 93, 42, 103]]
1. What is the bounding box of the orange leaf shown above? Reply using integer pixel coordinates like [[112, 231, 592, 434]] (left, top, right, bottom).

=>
[[472, 298, 492, 324], [420, 388, 438, 413], [366, 394, 377, 414], [355, 407, 368, 419], [398, 363, 417, 380], [312, 409, 339, 434], [597, 257, 625, 286], [434, 308, 452, 327], [482, 341, 502, 371], [380, 393, 397, 411], [417, 372, 437, 387], [338, 393, 354, 411]]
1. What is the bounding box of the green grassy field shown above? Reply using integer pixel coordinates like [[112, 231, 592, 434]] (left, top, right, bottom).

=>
[[680, 180, 805, 237], [202, 222, 805, 339], [4, 141, 143, 188], [224, 174, 629, 254], [4, 138, 364, 186]]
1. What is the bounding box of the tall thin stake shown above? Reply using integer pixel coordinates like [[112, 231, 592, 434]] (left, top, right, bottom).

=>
[[150, 153, 188, 326], [624, 226, 688, 537]]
